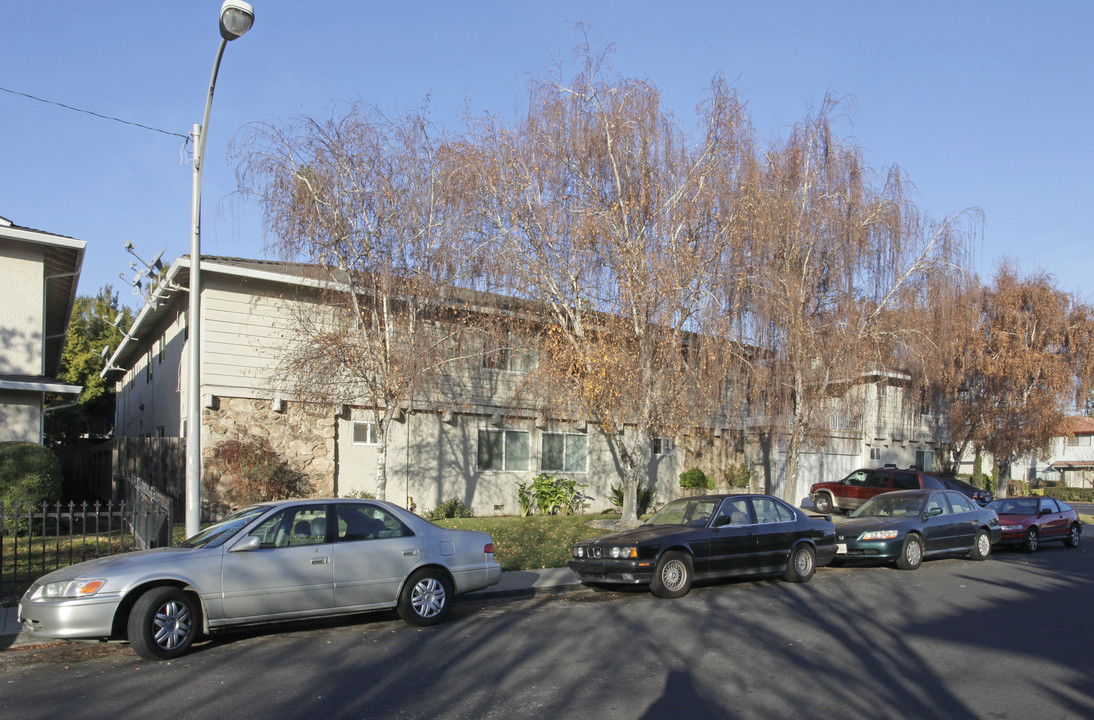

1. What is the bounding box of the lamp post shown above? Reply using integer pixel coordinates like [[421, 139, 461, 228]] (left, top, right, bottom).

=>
[[186, 0, 255, 537]]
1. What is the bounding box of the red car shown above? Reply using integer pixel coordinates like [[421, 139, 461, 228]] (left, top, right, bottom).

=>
[[986, 497, 1082, 552], [810, 467, 945, 514]]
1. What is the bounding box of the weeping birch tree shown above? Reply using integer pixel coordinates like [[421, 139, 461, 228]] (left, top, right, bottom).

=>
[[232, 105, 475, 500], [459, 43, 752, 523], [727, 97, 973, 503]]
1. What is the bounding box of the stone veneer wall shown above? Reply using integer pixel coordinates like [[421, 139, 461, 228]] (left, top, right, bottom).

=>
[[202, 397, 337, 516]]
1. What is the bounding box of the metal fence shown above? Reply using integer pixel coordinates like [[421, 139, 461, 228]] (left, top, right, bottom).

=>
[[1, 479, 174, 605]]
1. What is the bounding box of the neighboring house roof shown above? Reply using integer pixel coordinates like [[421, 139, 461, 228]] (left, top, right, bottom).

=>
[[1065, 416, 1094, 436], [0, 373, 82, 395], [0, 215, 85, 378]]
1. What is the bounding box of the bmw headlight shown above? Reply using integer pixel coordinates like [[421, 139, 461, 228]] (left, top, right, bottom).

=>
[[611, 546, 637, 559], [36, 579, 106, 599], [574, 546, 585, 558], [859, 530, 899, 541]]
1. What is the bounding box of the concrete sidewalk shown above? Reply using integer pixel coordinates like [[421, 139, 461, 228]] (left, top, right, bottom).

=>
[[0, 566, 584, 651]]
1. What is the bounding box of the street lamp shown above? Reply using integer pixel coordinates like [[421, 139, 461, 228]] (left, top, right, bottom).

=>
[[186, 0, 255, 537]]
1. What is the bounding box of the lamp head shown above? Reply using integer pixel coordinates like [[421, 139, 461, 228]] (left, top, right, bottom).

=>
[[219, 0, 255, 41]]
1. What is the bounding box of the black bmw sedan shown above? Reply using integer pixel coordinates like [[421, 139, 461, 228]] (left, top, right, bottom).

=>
[[568, 494, 837, 598]]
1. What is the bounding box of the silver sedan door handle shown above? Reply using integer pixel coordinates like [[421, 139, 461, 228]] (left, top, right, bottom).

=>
[[311, 557, 330, 564], [403, 549, 419, 556]]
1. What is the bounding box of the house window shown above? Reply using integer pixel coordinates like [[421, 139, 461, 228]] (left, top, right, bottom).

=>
[[915, 450, 935, 472], [146, 351, 154, 383], [482, 332, 537, 373], [1067, 436, 1091, 447], [870, 447, 882, 461], [477, 429, 530, 471], [353, 421, 378, 445], [652, 437, 674, 456], [541, 432, 588, 473], [157, 335, 165, 365]]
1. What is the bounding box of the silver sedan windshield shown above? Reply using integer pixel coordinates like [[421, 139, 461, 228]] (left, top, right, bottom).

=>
[[182, 505, 270, 548]]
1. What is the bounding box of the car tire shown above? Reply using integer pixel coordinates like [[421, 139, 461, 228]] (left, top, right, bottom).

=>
[[813, 493, 834, 514], [650, 551, 693, 599], [1024, 526, 1039, 553], [895, 534, 923, 571], [784, 544, 816, 583], [397, 568, 452, 626], [970, 529, 992, 561], [127, 586, 200, 661], [1064, 523, 1081, 548]]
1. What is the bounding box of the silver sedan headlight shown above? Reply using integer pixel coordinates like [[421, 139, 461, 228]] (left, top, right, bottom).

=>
[[35, 579, 107, 599]]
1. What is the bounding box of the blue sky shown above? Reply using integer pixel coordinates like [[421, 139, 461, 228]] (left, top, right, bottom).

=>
[[2, 1, 1091, 308]]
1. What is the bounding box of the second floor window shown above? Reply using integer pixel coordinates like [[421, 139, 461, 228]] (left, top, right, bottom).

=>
[[652, 437, 673, 456], [482, 331, 537, 373]]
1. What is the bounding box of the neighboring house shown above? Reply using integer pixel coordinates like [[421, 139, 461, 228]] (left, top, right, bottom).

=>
[[0, 216, 84, 444], [1011, 416, 1094, 489], [102, 255, 691, 518]]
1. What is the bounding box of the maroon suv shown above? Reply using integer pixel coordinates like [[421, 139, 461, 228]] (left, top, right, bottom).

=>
[[810, 467, 946, 514]]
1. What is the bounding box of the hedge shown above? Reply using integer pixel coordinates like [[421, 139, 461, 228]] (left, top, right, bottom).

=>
[[1039, 486, 1094, 503]]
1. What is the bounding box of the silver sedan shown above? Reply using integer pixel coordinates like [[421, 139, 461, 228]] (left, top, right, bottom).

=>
[[18, 498, 501, 660]]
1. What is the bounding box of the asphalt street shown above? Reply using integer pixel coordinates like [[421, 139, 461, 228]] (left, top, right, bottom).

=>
[[2, 541, 1091, 720]]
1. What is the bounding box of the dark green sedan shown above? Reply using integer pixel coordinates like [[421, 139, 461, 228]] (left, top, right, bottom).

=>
[[834, 489, 1002, 570]]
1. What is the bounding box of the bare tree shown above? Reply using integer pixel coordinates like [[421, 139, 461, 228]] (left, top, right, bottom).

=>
[[725, 97, 974, 503], [232, 104, 477, 500], [459, 41, 752, 522], [944, 264, 1094, 496]]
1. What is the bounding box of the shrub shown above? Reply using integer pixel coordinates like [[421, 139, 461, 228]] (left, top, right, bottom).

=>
[[515, 481, 533, 517], [1, 441, 64, 534], [608, 482, 656, 515], [426, 497, 474, 520], [210, 435, 311, 505], [341, 489, 376, 499], [0, 441, 63, 510], [1042, 486, 1094, 503], [679, 467, 710, 490], [528, 472, 591, 515], [724, 462, 751, 489]]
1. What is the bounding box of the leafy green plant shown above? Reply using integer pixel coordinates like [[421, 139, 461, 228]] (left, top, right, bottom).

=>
[[426, 497, 475, 520], [609, 482, 656, 515], [1, 442, 64, 534], [341, 489, 376, 499], [529, 472, 591, 515], [210, 435, 311, 505], [515, 481, 533, 517], [724, 462, 751, 489], [679, 467, 710, 490]]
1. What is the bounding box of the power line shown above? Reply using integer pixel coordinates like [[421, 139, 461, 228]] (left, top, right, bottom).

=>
[[1, 85, 189, 140]]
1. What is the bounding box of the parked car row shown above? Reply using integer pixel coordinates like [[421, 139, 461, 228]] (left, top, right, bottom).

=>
[[567, 486, 1082, 599], [18, 487, 1083, 662]]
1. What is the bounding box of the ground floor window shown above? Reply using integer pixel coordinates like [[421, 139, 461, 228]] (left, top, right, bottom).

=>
[[541, 432, 588, 473], [652, 437, 674, 456], [477, 429, 530, 471], [353, 421, 378, 445]]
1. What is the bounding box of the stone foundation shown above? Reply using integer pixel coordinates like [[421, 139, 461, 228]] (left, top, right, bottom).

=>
[[202, 396, 336, 514]]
